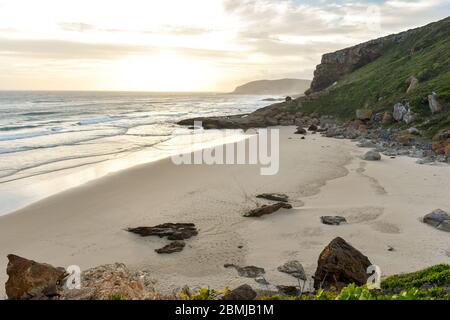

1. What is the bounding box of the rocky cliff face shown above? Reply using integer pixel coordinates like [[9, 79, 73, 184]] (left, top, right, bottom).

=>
[[307, 26, 424, 94]]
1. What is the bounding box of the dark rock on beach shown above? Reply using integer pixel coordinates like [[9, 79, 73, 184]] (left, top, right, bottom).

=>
[[256, 193, 289, 203], [224, 264, 265, 278], [320, 216, 347, 226], [363, 150, 381, 161], [277, 261, 307, 280], [313, 237, 372, 290], [127, 223, 198, 241], [222, 284, 257, 300], [276, 285, 300, 296], [244, 203, 292, 218], [423, 209, 450, 232], [155, 241, 186, 254], [5, 254, 68, 300]]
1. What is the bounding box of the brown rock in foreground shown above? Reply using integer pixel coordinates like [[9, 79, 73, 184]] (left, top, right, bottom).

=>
[[222, 284, 257, 300], [313, 237, 372, 290], [127, 223, 198, 240], [244, 203, 293, 218], [5, 254, 67, 300]]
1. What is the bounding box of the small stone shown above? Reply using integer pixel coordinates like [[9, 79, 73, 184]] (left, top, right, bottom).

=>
[[388, 246, 395, 252], [276, 285, 300, 296], [277, 261, 307, 280], [321, 216, 347, 226], [256, 193, 289, 203], [155, 241, 185, 254], [295, 127, 307, 135], [255, 277, 270, 285], [363, 150, 381, 161], [308, 124, 318, 132], [224, 264, 265, 278], [127, 223, 198, 240]]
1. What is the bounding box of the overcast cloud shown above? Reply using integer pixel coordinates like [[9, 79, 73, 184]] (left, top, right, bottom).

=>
[[0, 0, 448, 91]]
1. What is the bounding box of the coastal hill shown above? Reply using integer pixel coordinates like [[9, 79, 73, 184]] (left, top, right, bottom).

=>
[[231, 78, 311, 95], [180, 16, 449, 141]]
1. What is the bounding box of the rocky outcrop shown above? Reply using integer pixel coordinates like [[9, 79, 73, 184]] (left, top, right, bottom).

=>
[[5, 255, 67, 300], [256, 193, 289, 203], [423, 209, 450, 232], [313, 237, 372, 290], [127, 223, 198, 241], [222, 284, 257, 300], [243, 203, 292, 217], [306, 29, 418, 94], [320, 216, 347, 226]]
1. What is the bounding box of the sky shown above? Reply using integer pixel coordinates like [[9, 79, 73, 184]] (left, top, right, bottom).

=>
[[0, 0, 449, 92]]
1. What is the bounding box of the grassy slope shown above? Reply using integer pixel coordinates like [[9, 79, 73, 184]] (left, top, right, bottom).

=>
[[298, 17, 450, 138]]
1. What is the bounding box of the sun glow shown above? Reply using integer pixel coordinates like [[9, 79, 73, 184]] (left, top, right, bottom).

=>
[[117, 53, 216, 92]]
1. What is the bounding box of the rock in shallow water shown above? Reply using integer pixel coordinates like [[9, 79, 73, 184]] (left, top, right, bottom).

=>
[[127, 223, 198, 240], [244, 203, 292, 217], [423, 209, 450, 232], [321, 216, 347, 226]]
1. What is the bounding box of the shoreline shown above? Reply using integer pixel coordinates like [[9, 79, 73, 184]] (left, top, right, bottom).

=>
[[1, 126, 450, 298]]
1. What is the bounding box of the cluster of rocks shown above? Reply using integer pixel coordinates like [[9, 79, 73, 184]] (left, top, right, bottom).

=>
[[127, 223, 198, 254], [244, 193, 292, 217]]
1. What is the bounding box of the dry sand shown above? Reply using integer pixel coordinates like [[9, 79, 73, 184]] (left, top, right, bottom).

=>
[[0, 126, 449, 297]]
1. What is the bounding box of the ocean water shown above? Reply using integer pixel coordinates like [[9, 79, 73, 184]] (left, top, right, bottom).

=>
[[0, 91, 273, 215]]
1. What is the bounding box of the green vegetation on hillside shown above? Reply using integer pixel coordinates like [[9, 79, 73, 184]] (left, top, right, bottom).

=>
[[297, 17, 450, 136]]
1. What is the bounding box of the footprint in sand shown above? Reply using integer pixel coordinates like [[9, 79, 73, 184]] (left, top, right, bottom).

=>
[[370, 221, 401, 234], [356, 162, 387, 195], [341, 206, 384, 224]]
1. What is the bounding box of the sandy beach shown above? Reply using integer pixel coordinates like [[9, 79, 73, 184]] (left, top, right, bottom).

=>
[[1, 126, 449, 298]]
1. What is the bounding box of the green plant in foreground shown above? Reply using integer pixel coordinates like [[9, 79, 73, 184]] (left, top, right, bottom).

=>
[[109, 292, 129, 300], [179, 287, 230, 300]]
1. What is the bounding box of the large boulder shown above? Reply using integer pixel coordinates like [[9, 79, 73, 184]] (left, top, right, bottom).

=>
[[428, 92, 443, 114], [5, 255, 67, 300], [423, 209, 450, 232], [313, 237, 372, 290]]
